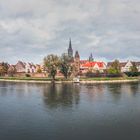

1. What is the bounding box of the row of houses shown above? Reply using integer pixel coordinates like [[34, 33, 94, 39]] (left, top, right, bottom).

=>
[[1, 60, 140, 77], [67, 39, 140, 74], [79, 60, 140, 74], [107, 60, 140, 72], [9, 61, 44, 73]]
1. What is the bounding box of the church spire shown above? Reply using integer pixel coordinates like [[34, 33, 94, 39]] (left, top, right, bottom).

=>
[[89, 53, 94, 62], [69, 38, 72, 49], [68, 38, 73, 58]]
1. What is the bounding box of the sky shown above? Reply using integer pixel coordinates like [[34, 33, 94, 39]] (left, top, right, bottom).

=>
[[0, 0, 140, 64]]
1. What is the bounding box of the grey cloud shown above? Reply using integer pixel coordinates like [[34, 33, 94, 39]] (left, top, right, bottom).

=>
[[0, 0, 140, 64]]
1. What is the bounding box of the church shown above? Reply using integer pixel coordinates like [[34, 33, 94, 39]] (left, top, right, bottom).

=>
[[67, 39, 106, 75]]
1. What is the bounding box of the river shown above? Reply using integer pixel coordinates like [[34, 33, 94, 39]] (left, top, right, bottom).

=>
[[0, 81, 140, 140]]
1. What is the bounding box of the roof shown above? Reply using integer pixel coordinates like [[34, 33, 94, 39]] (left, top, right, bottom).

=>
[[81, 61, 105, 68], [16, 61, 25, 68], [132, 62, 140, 66], [120, 62, 127, 67], [107, 62, 127, 67], [107, 61, 140, 68]]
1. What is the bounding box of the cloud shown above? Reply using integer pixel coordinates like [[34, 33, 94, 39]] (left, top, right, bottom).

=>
[[0, 0, 140, 64]]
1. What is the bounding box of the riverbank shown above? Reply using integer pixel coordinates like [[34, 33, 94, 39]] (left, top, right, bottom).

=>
[[0, 77, 139, 84]]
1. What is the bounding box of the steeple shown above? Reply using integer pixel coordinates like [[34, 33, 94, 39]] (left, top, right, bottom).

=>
[[68, 38, 73, 58], [69, 38, 72, 49], [89, 53, 94, 62]]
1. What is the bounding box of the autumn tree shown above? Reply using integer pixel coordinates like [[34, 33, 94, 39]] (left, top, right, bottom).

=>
[[7, 66, 17, 77], [44, 54, 60, 81], [0, 62, 9, 76], [130, 62, 138, 72]]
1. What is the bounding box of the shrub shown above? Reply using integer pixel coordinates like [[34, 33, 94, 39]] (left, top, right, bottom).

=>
[[125, 72, 140, 77], [25, 74, 31, 77]]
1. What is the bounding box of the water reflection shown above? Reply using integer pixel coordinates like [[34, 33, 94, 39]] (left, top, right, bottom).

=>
[[0, 81, 140, 140], [42, 84, 80, 109], [107, 82, 140, 101]]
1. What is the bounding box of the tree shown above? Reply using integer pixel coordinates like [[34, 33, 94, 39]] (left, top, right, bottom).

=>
[[7, 66, 16, 77], [59, 53, 73, 79], [37, 68, 42, 73], [44, 54, 60, 81], [108, 60, 121, 74], [130, 62, 138, 72], [0, 62, 9, 76]]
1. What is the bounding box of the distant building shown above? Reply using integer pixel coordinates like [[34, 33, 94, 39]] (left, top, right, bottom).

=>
[[121, 61, 140, 72], [66, 39, 106, 75], [15, 61, 37, 73], [15, 61, 26, 73], [25, 63, 36, 73], [74, 51, 80, 75], [80, 61, 106, 73], [107, 60, 140, 72], [89, 53, 94, 62]]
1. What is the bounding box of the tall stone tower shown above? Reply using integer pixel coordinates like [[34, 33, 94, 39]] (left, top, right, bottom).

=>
[[68, 38, 73, 58], [74, 51, 80, 75]]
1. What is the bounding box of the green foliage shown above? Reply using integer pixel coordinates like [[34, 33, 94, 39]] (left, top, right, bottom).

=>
[[125, 72, 140, 77], [108, 67, 119, 74], [108, 59, 121, 74], [25, 74, 31, 77], [44, 54, 60, 80], [59, 53, 73, 79]]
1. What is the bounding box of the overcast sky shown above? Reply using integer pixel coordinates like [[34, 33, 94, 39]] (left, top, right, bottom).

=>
[[0, 0, 140, 64]]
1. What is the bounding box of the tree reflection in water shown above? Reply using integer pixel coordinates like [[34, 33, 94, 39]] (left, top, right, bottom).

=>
[[107, 82, 140, 101], [43, 83, 80, 109]]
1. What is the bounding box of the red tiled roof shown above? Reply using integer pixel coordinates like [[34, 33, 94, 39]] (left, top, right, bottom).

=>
[[81, 61, 105, 68]]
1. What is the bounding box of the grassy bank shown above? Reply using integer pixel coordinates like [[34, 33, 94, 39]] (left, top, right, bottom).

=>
[[0, 76, 139, 82], [80, 77, 139, 81], [0, 77, 54, 81]]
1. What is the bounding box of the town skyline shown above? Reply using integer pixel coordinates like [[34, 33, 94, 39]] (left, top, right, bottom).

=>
[[0, 0, 140, 63], [0, 38, 140, 65]]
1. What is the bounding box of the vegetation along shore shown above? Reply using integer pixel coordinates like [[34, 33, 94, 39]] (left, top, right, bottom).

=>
[[0, 77, 139, 84]]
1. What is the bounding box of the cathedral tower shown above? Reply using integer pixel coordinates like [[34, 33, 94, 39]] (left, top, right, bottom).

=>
[[68, 38, 73, 58]]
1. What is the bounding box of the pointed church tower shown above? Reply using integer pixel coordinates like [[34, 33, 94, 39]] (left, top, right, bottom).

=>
[[68, 38, 73, 58]]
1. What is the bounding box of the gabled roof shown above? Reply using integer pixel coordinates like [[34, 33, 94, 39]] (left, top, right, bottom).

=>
[[81, 61, 105, 68], [16, 61, 25, 68], [120, 62, 127, 67], [132, 62, 140, 66]]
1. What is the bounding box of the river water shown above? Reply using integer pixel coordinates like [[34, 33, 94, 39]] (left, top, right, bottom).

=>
[[0, 81, 140, 140]]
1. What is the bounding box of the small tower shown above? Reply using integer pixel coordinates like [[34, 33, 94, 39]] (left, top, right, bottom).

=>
[[74, 51, 80, 75], [68, 38, 73, 58], [89, 53, 94, 62]]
